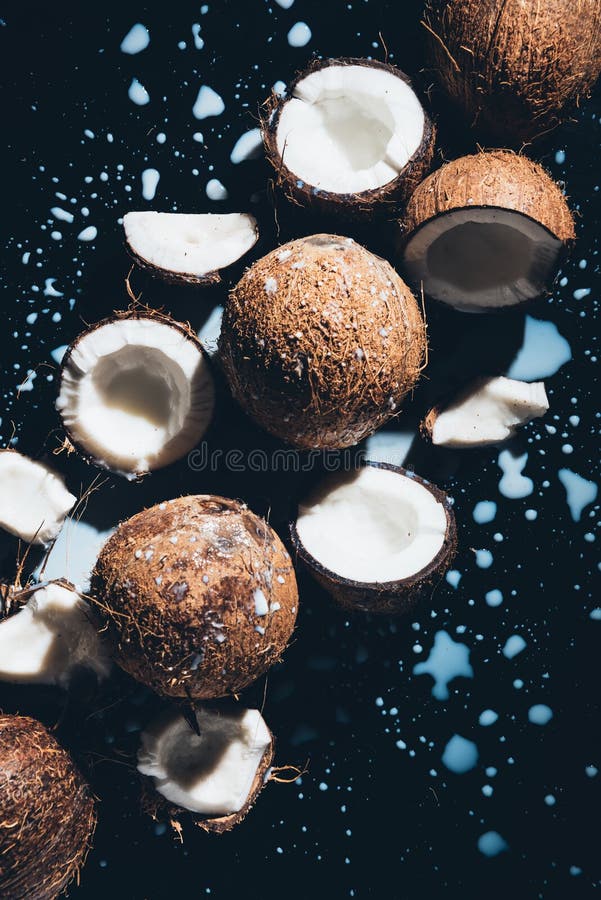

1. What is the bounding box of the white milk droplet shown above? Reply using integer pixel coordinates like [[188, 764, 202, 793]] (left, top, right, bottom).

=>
[[205, 178, 228, 200], [191, 23, 204, 49], [508, 316, 571, 381], [442, 734, 478, 773], [413, 630, 473, 700], [141, 168, 160, 200], [502, 634, 527, 659], [287, 21, 312, 47], [557, 468, 598, 522], [230, 128, 263, 164], [473, 501, 497, 524], [35, 517, 115, 592], [528, 704, 553, 725], [479, 709, 498, 726], [128, 78, 150, 106], [50, 206, 74, 223], [77, 226, 97, 241], [120, 23, 150, 55], [192, 85, 225, 119], [478, 831, 509, 857], [275, 0, 295, 7], [498, 449, 533, 499]]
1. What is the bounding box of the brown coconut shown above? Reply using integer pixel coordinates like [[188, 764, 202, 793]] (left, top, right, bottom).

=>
[[399, 150, 575, 311], [262, 57, 436, 220], [290, 462, 457, 615], [90, 495, 298, 699], [0, 714, 96, 900], [219, 234, 427, 450], [423, 0, 601, 143]]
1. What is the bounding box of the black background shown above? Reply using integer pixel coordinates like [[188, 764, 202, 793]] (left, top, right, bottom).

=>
[[0, 1, 599, 898]]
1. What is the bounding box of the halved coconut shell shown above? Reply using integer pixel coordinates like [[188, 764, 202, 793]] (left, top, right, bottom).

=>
[[123, 211, 259, 285], [138, 705, 274, 834], [56, 310, 215, 478], [423, 0, 601, 143], [262, 57, 436, 220], [399, 150, 575, 312], [290, 462, 457, 615]]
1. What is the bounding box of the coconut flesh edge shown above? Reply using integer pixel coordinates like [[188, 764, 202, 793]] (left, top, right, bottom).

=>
[[403, 207, 564, 310], [123, 212, 258, 278], [0, 451, 76, 545], [138, 707, 271, 816], [276, 65, 425, 194], [0, 582, 111, 687], [296, 466, 448, 584], [57, 318, 214, 475]]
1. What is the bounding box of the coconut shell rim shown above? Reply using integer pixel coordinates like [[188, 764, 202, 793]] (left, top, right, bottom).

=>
[[57, 310, 215, 478], [262, 56, 436, 213], [290, 460, 457, 595]]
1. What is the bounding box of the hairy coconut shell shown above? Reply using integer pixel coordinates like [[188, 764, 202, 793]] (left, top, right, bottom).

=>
[[262, 57, 436, 220], [423, 0, 601, 143], [0, 714, 96, 900], [401, 150, 575, 243], [90, 496, 298, 699], [219, 235, 427, 450], [290, 462, 457, 615]]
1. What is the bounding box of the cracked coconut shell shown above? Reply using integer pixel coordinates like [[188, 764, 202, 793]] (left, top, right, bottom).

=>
[[0, 714, 96, 900], [90, 495, 298, 699], [423, 0, 601, 143], [219, 234, 427, 450]]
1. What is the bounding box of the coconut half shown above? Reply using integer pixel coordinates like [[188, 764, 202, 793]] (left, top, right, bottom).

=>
[[0, 714, 96, 900], [263, 57, 436, 219], [0, 450, 76, 545], [56, 313, 215, 477], [422, 377, 549, 448], [138, 706, 274, 833], [0, 580, 111, 687], [290, 462, 456, 614], [400, 151, 575, 311], [123, 212, 259, 285]]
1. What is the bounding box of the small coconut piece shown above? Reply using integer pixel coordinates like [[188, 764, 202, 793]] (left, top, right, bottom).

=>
[[422, 377, 549, 448], [262, 57, 436, 219], [219, 235, 426, 450], [423, 0, 601, 143], [0, 714, 96, 900], [399, 151, 575, 312], [138, 706, 274, 833], [123, 212, 259, 285], [290, 462, 456, 614], [56, 312, 215, 477], [90, 495, 298, 699], [0, 450, 75, 545], [0, 580, 111, 687]]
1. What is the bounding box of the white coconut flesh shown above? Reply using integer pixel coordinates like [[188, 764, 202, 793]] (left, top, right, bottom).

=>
[[0, 582, 111, 686], [0, 451, 76, 545], [57, 318, 214, 475], [296, 466, 448, 584], [403, 207, 564, 310], [123, 212, 258, 279], [430, 377, 549, 447], [276, 65, 425, 194], [137, 708, 271, 816]]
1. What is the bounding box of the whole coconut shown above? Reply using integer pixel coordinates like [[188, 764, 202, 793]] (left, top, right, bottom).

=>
[[90, 495, 298, 699], [423, 0, 601, 143], [219, 235, 426, 449], [0, 714, 96, 900]]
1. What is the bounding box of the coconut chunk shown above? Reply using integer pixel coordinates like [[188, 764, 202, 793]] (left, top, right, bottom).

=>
[[56, 314, 214, 476], [263, 58, 435, 218], [423, 377, 549, 447], [138, 707, 272, 817], [0, 451, 75, 545], [0, 581, 111, 687], [123, 212, 258, 284]]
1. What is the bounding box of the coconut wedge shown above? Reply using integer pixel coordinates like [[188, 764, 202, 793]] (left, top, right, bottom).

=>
[[423, 0, 601, 143], [123, 212, 259, 285], [0, 450, 75, 545], [138, 706, 274, 833], [0, 714, 96, 900], [400, 151, 575, 311], [91, 495, 298, 699], [422, 377, 549, 448], [291, 463, 456, 614], [263, 57, 435, 219], [56, 312, 215, 477], [0, 581, 111, 688]]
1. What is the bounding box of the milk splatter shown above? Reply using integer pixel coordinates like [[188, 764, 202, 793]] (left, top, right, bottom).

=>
[[507, 316, 571, 380], [36, 518, 115, 591], [193, 85, 225, 119], [230, 128, 263, 164], [478, 831, 509, 857], [485, 589, 503, 607], [442, 735, 478, 773], [77, 226, 97, 241], [502, 635, 527, 659], [479, 710, 498, 726], [287, 22, 312, 47], [141, 168, 160, 201], [528, 704, 553, 725], [50, 206, 74, 223], [120, 23, 150, 55], [498, 449, 533, 499], [557, 469, 598, 522], [473, 501, 497, 524], [413, 631, 473, 700], [191, 23, 204, 50], [128, 78, 150, 106], [206, 178, 228, 200]]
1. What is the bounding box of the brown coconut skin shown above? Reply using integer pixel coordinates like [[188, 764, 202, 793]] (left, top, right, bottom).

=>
[[401, 150, 575, 243], [90, 496, 298, 699], [423, 0, 601, 143], [262, 57, 436, 220], [141, 725, 274, 834], [219, 235, 427, 450], [290, 463, 457, 615], [0, 714, 96, 900]]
